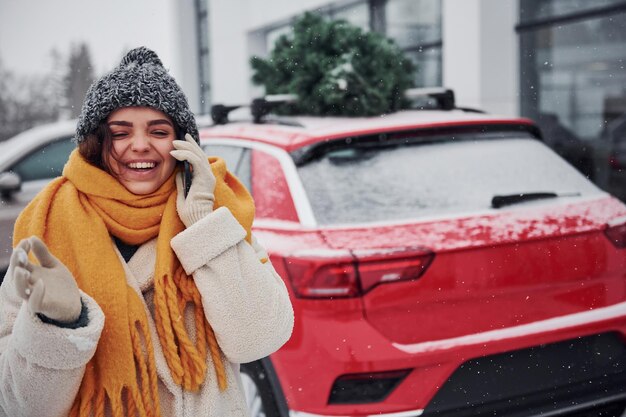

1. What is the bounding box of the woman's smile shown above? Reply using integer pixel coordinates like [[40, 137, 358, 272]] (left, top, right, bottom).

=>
[[120, 159, 161, 177]]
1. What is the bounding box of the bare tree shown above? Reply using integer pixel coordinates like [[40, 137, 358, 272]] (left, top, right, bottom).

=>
[[0, 53, 64, 141], [0, 58, 13, 140], [64, 43, 94, 118]]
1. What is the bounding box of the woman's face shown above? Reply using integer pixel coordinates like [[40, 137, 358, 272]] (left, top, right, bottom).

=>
[[105, 107, 177, 195]]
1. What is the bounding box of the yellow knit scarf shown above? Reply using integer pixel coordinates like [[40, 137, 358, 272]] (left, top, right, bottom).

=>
[[13, 149, 255, 417]]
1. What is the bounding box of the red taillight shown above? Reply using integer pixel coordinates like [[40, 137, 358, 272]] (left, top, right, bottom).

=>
[[609, 154, 622, 170], [284, 248, 434, 298], [284, 252, 359, 298], [357, 252, 434, 293], [605, 217, 626, 248]]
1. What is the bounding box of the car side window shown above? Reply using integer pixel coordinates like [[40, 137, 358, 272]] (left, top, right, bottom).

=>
[[251, 148, 298, 222], [10, 137, 75, 182], [203, 144, 251, 191], [236, 149, 251, 192]]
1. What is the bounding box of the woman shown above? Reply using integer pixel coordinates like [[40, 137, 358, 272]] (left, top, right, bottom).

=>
[[0, 47, 294, 417]]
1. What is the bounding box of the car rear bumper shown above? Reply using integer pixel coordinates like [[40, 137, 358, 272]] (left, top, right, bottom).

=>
[[289, 409, 424, 417], [420, 332, 626, 417], [274, 301, 626, 417], [288, 399, 626, 417]]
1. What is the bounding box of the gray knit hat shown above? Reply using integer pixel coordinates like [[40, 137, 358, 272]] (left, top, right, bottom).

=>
[[75, 47, 199, 143]]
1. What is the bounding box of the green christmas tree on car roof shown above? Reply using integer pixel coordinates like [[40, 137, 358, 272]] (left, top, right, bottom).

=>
[[250, 12, 416, 117]]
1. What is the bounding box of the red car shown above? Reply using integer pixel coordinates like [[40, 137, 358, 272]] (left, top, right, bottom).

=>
[[200, 95, 626, 417]]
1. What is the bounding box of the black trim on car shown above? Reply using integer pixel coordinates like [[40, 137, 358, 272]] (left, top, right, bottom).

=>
[[260, 356, 291, 417], [421, 332, 626, 417], [290, 124, 543, 167]]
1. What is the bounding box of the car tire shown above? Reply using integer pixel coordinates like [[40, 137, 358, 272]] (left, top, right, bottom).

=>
[[241, 360, 283, 417]]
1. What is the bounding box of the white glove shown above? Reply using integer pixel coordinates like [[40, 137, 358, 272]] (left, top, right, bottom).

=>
[[171, 133, 216, 227], [11, 236, 82, 323]]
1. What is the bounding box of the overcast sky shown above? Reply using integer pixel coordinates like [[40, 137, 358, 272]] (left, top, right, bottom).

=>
[[0, 0, 175, 78]]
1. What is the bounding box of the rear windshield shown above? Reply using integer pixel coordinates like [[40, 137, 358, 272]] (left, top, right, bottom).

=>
[[295, 135, 603, 225]]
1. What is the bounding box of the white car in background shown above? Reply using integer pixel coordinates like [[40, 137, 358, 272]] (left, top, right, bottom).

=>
[[0, 120, 78, 274]]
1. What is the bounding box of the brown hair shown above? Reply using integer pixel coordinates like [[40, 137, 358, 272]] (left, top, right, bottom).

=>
[[78, 122, 119, 176]]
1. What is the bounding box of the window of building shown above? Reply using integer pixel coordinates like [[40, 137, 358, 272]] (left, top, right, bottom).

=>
[[519, 1, 626, 136], [520, 0, 626, 22], [264, 0, 370, 50], [518, 0, 626, 186], [385, 0, 442, 87], [266, 25, 294, 51], [331, 1, 369, 30], [259, 0, 442, 88]]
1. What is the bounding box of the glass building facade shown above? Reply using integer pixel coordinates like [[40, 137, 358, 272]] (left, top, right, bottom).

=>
[[518, 1, 626, 181], [385, 0, 442, 87]]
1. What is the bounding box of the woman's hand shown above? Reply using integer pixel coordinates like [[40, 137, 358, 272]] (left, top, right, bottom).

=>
[[11, 236, 82, 323], [171, 133, 216, 227]]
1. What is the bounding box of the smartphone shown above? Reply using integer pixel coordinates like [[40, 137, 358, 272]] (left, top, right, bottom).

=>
[[177, 128, 192, 198], [182, 160, 192, 198]]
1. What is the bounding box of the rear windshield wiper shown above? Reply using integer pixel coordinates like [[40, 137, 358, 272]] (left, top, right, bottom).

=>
[[491, 192, 580, 209]]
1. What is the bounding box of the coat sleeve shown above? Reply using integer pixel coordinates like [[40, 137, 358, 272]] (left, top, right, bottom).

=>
[[0, 269, 104, 417], [171, 206, 294, 364]]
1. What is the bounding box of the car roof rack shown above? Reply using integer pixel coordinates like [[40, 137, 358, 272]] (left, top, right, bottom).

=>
[[404, 87, 487, 113], [209, 88, 480, 125], [210, 94, 298, 125], [404, 87, 455, 110], [211, 104, 243, 125], [251, 94, 298, 123]]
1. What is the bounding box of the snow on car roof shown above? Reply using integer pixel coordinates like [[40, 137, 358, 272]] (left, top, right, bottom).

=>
[[0, 119, 77, 170], [199, 110, 536, 151]]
